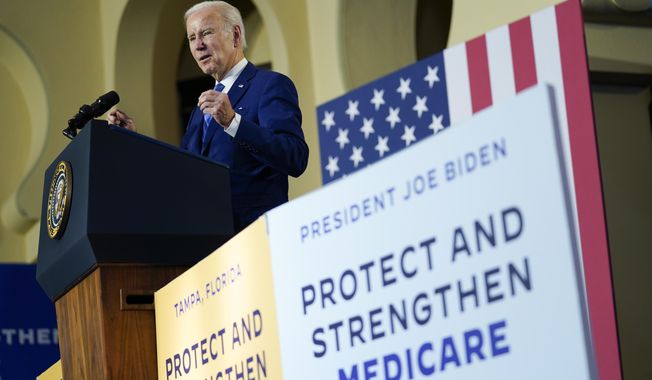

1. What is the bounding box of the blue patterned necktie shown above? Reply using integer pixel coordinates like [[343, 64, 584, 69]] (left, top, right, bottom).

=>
[[202, 82, 225, 143]]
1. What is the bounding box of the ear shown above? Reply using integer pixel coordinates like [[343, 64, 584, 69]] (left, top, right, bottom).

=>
[[232, 24, 242, 48]]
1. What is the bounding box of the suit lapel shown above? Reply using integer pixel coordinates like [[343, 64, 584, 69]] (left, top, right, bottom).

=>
[[201, 62, 257, 155], [186, 107, 203, 154], [201, 116, 218, 154], [227, 62, 256, 107]]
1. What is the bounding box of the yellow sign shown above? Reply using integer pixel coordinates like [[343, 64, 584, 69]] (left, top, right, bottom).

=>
[[155, 218, 282, 380], [37, 360, 62, 380]]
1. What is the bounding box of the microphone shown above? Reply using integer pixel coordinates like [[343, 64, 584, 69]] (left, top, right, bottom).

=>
[[63, 91, 120, 139]]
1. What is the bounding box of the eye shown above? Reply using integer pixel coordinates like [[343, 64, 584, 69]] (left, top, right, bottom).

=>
[[187, 35, 196, 42], [202, 29, 214, 38]]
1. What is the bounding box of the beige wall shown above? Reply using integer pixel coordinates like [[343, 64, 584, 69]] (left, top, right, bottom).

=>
[[0, 64, 30, 262], [0, 1, 105, 262], [448, 0, 561, 45]]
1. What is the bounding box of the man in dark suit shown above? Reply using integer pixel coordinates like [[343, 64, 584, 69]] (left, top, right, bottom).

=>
[[110, 1, 309, 232]]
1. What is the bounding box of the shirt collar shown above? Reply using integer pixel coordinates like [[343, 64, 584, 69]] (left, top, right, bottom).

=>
[[216, 58, 248, 93]]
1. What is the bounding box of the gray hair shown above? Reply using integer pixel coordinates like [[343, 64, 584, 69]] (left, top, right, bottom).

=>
[[184, 1, 248, 49]]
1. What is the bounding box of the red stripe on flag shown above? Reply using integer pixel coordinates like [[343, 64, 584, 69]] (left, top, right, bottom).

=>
[[466, 35, 493, 113], [556, 1, 622, 379], [509, 17, 537, 92]]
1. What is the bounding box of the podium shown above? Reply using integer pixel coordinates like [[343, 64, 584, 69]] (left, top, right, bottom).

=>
[[36, 121, 234, 378]]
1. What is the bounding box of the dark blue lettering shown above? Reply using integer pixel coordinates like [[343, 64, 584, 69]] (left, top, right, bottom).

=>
[[301, 285, 315, 315], [364, 358, 378, 379], [452, 228, 471, 262], [369, 308, 385, 340], [484, 267, 504, 303], [380, 253, 396, 286], [312, 328, 326, 358], [320, 278, 336, 308], [509, 257, 532, 295], [417, 342, 435, 375], [479, 144, 490, 165], [350, 204, 361, 222], [338, 365, 359, 380], [413, 293, 431, 325], [489, 320, 510, 356], [400, 246, 417, 278], [389, 300, 407, 334], [334, 210, 343, 229], [440, 337, 461, 371], [341, 270, 357, 301], [434, 284, 451, 318], [359, 261, 375, 292], [502, 207, 523, 242], [362, 198, 372, 217], [329, 321, 344, 352], [323, 215, 332, 234], [419, 237, 437, 270], [349, 315, 365, 347], [475, 215, 496, 252], [383, 353, 402, 380], [253, 309, 263, 337], [458, 276, 479, 313], [463, 329, 485, 363], [494, 138, 507, 159]]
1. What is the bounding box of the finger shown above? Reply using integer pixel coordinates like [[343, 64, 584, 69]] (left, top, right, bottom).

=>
[[199, 90, 226, 104], [198, 92, 217, 107], [199, 98, 219, 112], [199, 103, 215, 115], [108, 112, 119, 124]]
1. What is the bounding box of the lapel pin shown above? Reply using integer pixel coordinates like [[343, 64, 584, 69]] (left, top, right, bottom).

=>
[[238, 84, 244, 88]]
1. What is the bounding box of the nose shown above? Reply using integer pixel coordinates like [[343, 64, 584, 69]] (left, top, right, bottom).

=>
[[194, 39, 206, 50]]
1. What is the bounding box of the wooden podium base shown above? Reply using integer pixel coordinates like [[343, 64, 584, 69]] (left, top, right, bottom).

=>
[[55, 264, 186, 379]]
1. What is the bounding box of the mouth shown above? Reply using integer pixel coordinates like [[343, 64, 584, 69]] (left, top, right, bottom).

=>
[[199, 54, 211, 63]]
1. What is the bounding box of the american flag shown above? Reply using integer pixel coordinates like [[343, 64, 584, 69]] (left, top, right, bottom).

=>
[[317, 4, 573, 185], [316, 1, 620, 379], [317, 53, 450, 183]]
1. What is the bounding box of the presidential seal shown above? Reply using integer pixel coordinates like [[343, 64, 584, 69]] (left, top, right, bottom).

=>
[[47, 161, 73, 239]]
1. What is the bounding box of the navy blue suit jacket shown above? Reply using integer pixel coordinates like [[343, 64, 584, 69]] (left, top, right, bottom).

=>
[[181, 63, 309, 231]]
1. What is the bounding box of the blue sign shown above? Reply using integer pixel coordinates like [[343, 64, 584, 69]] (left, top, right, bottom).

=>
[[0, 264, 59, 379]]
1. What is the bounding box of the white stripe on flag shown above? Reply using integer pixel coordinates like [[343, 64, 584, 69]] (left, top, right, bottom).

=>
[[444, 44, 472, 126], [486, 26, 516, 105], [531, 8, 576, 201]]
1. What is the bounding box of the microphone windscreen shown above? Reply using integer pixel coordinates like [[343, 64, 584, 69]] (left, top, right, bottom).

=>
[[94, 91, 120, 116]]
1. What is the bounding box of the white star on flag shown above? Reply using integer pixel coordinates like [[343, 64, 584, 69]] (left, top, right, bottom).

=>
[[397, 78, 412, 100], [413, 96, 428, 118], [401, 125, 416, 146], [424, 65, 440, 88], [335, 128, 350, 149], [325, 156, 339, 177], [360, 118, 375, 139], [385, 107, 401, 129], [428, 113, 445, 134], [345, 100, 360, 121], [375, 136, 390, 158], [321, 110, 335, 132], [370, 89, 385, 111], [350, 146, 364, 168]]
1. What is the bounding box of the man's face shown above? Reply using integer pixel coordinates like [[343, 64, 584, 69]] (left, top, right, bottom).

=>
[[186, 8, 238, 80]]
